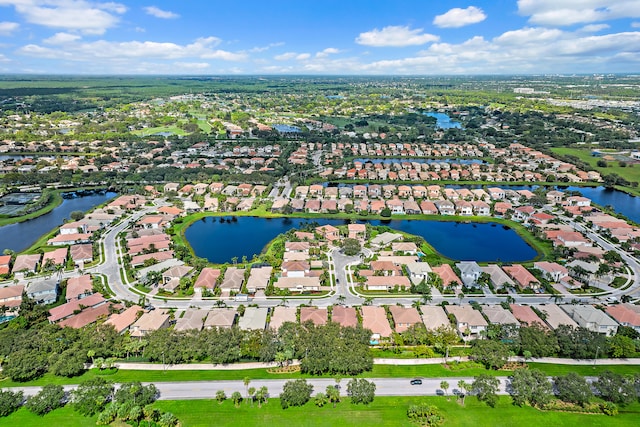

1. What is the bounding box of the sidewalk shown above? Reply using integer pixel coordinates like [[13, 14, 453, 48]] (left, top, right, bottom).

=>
[[113, 356, 640, 371]]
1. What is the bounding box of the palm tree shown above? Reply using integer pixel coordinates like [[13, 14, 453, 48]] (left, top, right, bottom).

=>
[[243, 377, 251, 399], [248, 387, 256, 406], [440, 380, 449, 399], [457, 380, 468, 405]]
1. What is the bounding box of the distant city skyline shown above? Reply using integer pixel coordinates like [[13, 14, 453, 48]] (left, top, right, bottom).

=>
[[0, 0, 639, 75]]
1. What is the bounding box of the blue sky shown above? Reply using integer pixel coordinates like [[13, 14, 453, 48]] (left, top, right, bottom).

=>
[[0, 0, 639, 74]]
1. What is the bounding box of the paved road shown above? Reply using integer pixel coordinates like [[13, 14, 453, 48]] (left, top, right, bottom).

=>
[[9, 377, 511, 400]]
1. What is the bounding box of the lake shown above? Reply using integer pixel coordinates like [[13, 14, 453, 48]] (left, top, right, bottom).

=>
[[0, 190, 116, 253], [185, 216, 537, 264], [424, 112, 462, 129]]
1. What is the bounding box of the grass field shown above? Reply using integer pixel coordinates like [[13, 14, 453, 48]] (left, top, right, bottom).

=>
[[6, 396, 639, 427], [551, 147, 640, 196], [1, 363, 637, 388]]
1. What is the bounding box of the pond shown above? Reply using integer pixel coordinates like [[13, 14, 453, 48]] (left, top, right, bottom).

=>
[[185, 216, 537, 264], [424, 112, 463, 129], [0, 190, 117, 253]]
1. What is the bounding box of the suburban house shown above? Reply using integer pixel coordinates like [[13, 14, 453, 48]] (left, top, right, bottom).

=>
[[300, 307, 328, 325], [432, 264, 462, 288], [331, 306, 358, 328], [274, 276, 321, 292], [456, 261, 483, 287], [361, 306, 393, 338], [193, 268, 221, 292], [105, 305, 144, 334], [405, 262, 432, 285], [174, 309, 208, 332], [203, 308, 237, 329], [389, 306, 422, 333], [269, 306, 297, 330], [26, 280, 58, 304], [130, 310, 171, 338], [534, 262, 569, 282], [502, 265, 540, 290], [246, 266, 273, 293], [510, 304, 547, 328], [481, 264, 515, 289], [66, 274, 93, 301], [605, 304, 640, 333], [238, 307, 269, 330], [482, 305, 519, 327], [561, 305, 619, 336], [12, 254, 41, 276], [0, 285, 23, 315], [365, 276, 411, 291], [537, 304, 578, 330], [161, 265, 193, 292], [445, 305, 488, 341], [220, 267, 245, 296], [420, 306, 449, 330]]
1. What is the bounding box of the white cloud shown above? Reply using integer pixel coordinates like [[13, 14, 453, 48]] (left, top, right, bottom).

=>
[[43, 32, 82, 45], [144, 5, 179, 19], [0, 0, 127, 35], [518, 0, 640, 26], [433, 6, 487, 28], [0, 53, 10, 62], [579, 24, 610, 32], [0, 21, 19, 35], [248, 42, 284, 53], [296, 53, 310, 60], [18, 36, 247, 62], [355, 25, 439, 47], [274, 52, 296, 61], [316, 47, 340, 58]]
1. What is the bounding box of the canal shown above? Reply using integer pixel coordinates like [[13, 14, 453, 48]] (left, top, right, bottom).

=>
[[0, 190, 116, 253]]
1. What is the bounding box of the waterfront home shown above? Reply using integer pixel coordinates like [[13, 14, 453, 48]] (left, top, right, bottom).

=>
[[481, 264, 515, 290], [220, 267, 245, 295], [392, 242, 418, 254], [405, 262, 432, 284], [41, 248, 68, 268], [434, 200, 455, 215], [361, 306, 392, 338], [420, 200, 438, 215], [389, 306, 421, 333], [471, 200, 491, 216], [193, 267, 221, 292], [534, 262, 569, 282], [445, 305, 488, 341], [316, 224, 340, 241], [502, 265, 540, 290], [348, 223, 367, 240], [456, 261, 483, 287], [561, 305, 618, 336], [0, 255, 11, 276], [246, 266, 272, 293], [432, 264, 462, 288]]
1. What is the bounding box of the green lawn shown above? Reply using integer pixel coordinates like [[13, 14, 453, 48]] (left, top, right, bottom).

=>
[[147, 397, 640, 427], [5, 396, 640, 427], [551, 147, 640, 195], [2, 363, 637, 388]]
